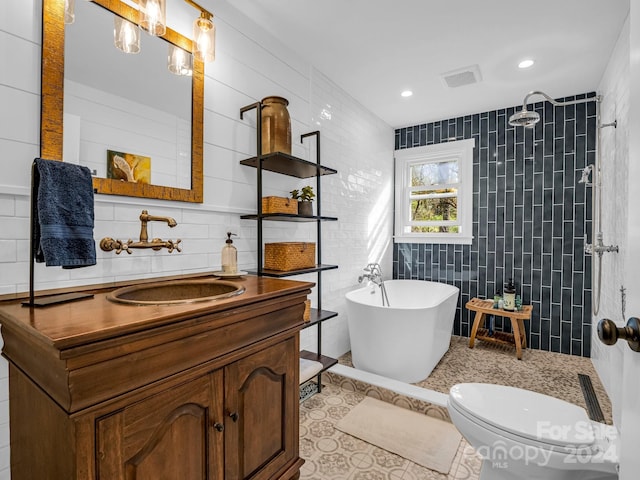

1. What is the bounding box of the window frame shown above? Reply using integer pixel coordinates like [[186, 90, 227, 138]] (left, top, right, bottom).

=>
[[394, 138, 475, 245]]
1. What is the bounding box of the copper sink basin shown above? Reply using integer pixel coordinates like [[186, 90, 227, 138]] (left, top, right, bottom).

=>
[[107, 280, 245, 306]]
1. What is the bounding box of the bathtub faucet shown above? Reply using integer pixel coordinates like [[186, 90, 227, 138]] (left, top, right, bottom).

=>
[[358, 263, 383, 286], [358, 263, 390, 306]]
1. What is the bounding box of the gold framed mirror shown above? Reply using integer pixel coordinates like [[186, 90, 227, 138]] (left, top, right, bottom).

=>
[[41, 0, 204, 203]]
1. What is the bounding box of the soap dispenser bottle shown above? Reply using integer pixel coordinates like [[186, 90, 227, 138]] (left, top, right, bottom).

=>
[[221, 232, 237, 274], [503, 278, 516, 311]]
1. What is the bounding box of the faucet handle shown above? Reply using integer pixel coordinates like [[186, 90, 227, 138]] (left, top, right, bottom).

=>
[[167, 239, 182, 253], [100, 237, 130, 254], [118, 240, 132, 254]]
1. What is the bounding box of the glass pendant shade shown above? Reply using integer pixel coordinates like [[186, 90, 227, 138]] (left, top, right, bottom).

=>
[[193, 15, 215, 63], [168, 45, 193, 76], [64, 0, 75, 24], [114, 17, 141, 54], [139, 0, 166, 36]]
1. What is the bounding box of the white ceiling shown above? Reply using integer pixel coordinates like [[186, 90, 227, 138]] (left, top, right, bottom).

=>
[[229, 0, 630, 128]]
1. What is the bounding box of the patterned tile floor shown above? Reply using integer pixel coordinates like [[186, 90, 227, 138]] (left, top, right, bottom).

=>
[[338, 335, 612, 424], [414, 336, 612, 423], [299, 382, 481, 480], [299, 334, 612, 479]]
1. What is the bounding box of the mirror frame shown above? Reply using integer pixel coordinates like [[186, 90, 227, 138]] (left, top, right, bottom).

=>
[[41, 0, 204, 203]]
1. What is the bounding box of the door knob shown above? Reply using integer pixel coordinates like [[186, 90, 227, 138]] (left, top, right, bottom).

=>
[[229, 412, 239, 422], [213, 422, 224, 432], [597, 317, 640, 352]]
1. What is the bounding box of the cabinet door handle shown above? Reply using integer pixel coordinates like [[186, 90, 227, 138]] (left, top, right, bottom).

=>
[[229, 412, 239, 422], [213, 422, 224, 432]]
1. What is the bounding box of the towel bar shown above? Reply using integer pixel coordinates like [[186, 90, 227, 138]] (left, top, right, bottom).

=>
[[22, 160, 94, 308]]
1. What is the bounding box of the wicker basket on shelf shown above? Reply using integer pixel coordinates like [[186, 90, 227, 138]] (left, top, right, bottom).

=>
[[264, 242, 316, 271], [261, 196, 298, 214]]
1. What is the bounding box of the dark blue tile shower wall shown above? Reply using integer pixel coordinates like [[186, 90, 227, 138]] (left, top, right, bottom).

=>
[[393, 93, 595, 357]]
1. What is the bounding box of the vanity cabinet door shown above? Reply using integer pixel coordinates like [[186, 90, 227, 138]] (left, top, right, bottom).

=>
[[224, 337, 299, 480], [96, 371, 224, 480]]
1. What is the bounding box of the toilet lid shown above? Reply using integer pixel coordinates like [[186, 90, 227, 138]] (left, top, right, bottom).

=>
[[449, 383, 595, 448]]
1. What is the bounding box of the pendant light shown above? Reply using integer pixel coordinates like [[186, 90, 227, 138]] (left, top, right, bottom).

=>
[[97, 0, 216, 66], [183, 0, 215, 63], [114, 16, 141, 54], [168, 45, 193, 76], [64, 0, 75, 24], [192, 10, 215, 63], [139, 0, 166, 36]]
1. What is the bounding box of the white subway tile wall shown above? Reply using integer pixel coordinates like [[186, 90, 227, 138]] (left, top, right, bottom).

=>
[[0, 1, 394, 475], [591, 16, 630, 428]]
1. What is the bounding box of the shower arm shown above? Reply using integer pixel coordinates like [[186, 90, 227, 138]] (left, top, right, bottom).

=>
[[521, 91, 616, 128], [520, 90, 602, 110]]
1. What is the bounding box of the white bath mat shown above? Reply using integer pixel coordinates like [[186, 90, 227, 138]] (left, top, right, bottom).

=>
[[336, 397, 462, 474]]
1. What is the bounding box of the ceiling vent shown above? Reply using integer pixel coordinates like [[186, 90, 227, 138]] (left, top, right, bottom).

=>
[[440, 64, 482, 88]]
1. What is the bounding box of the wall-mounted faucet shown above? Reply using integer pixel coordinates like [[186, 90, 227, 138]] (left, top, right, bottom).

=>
[[100, 210, 182, 254], [585, 232, 618, 257]]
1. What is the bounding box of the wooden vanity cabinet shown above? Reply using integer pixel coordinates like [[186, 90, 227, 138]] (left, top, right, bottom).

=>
[[96, 371, 224, 480], [96, 338, 298, 480], [0, 277, 309, 480], [225, 338, 299, 480]]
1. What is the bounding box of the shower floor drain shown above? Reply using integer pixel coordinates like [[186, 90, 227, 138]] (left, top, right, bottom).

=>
[[578, 373, 605, 423]]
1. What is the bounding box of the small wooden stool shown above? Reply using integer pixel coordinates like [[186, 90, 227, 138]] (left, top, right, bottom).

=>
[[466, 297, 533, 360]]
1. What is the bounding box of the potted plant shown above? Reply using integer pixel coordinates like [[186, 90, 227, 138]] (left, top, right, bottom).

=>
[[290, 185, 315, 216]]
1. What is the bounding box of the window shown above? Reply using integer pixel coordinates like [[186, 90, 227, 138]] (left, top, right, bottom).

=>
[[394, 139, 475, 244]]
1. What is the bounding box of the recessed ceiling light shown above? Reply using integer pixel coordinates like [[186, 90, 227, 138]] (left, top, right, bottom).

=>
[[401, 90, 413, 97], [518, 59, 535, 69]]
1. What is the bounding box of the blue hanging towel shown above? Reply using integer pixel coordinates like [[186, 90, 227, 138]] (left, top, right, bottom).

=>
[[34, 158, 96, 268]]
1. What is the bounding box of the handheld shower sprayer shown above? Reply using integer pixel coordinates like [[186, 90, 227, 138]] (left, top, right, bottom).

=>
[[579, 165, 594, 186]]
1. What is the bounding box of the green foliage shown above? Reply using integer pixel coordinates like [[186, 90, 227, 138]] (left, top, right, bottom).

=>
[[290, 185, 315, 202], [410, 162, 457, 232]]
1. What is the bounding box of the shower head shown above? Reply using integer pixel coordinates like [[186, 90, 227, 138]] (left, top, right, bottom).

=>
[[508, 108, 541, 128]]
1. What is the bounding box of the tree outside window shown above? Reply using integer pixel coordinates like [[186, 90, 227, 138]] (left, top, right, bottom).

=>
[[394, 139, 475, 245]]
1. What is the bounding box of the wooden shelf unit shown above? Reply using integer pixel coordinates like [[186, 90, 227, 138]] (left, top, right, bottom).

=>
[[240, 213, 338, 222], [240, 103, 339, 394], [299, 350, 339, 372], [301, 309, 339, 330], [247, 264, 338, 278], [240, 152, 337, 178]]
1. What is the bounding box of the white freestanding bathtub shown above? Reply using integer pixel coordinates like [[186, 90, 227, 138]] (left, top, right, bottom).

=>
[[345, 279, 459, 383]]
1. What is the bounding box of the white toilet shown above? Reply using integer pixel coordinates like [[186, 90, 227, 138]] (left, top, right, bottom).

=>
[[448, 383, 619, 480]]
